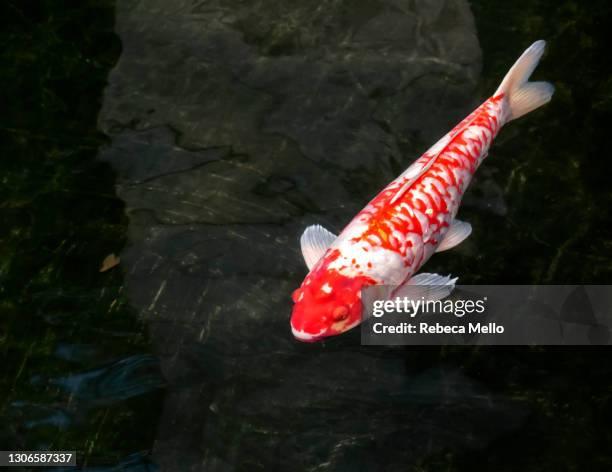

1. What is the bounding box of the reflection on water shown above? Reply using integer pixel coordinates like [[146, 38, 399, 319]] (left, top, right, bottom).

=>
[[3, 0, 612, 469], [10, 402, 73, 431], [47, 355, 164, 407]]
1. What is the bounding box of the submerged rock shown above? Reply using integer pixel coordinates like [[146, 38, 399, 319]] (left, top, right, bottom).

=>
[[98, 0, 521, 469]]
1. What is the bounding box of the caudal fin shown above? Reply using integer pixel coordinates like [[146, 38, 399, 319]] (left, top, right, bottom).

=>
[[495, 40, 554, 121]]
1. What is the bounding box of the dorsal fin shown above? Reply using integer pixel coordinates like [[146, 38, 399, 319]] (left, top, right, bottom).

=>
[[390, 134, 450, 205], [390, 109, 482, 205]]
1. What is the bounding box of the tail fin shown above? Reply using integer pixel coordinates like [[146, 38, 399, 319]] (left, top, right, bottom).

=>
[[495, 40, 554, 121]]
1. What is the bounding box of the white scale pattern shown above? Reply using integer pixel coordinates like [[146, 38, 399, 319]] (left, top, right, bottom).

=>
[[326, 96, 506, 287]]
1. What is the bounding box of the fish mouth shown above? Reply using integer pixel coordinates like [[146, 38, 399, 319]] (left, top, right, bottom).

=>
[[291, 324, 326, 343]]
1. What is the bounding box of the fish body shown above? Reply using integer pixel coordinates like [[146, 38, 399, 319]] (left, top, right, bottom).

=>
[[291, 41, 554, 342]]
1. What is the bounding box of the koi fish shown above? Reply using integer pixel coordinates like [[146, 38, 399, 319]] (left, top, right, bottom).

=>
[[291, 40, 554, 342]]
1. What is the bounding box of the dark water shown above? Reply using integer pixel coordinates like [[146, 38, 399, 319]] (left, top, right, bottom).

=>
[[2, 0, 612, 470]]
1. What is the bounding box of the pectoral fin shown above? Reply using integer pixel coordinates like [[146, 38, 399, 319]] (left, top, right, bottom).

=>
[[300, 224, 337, 270], [436, 219, 472, 252], [394, 272, 458, 302]]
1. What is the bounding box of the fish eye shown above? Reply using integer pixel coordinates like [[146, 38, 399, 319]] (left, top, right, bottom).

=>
[[332, 305, 349, 321]]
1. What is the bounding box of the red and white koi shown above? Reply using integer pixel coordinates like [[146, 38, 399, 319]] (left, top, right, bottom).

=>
[[291, 40, 554, 342]]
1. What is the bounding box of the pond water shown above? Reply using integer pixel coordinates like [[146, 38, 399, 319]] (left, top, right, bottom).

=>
[[2, 0, 612, 470]]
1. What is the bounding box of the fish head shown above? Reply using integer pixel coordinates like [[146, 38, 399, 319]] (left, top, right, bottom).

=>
[[290, 268, 374, 342]]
